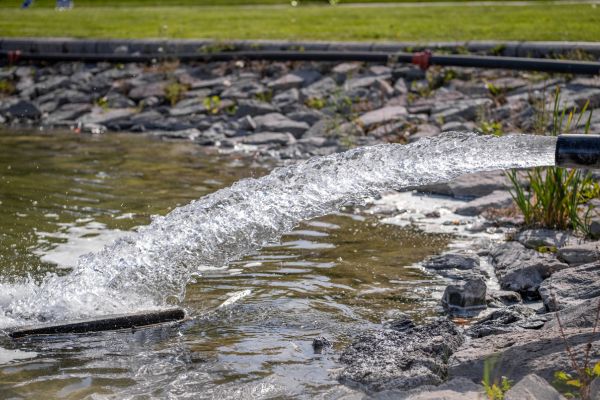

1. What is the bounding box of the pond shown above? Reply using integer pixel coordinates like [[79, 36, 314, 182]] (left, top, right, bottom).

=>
[[0, 131, 450, 399]]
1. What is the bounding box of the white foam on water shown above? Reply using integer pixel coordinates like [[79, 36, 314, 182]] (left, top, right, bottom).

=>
[[0, 132, 557, 328]]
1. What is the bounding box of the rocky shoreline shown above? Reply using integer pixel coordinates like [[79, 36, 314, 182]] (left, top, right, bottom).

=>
[[1, 57, 600, 398]]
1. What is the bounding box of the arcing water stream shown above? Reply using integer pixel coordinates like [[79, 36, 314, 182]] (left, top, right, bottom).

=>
[[0, 132, 557, 329]]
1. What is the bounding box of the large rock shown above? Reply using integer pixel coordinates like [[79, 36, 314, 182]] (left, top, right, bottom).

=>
[[455, 190, 513, 216], [517, 229, 579, 250], [431, 98, 493, 122], [357, 106, 407, 129], [373, 377, 484, 400], [45, 103, 91, 123], [253, 113, 309, 138], [539, 261, 600, 311], [467, 305, 547, 338], [441, 277, 487, 313], [449, 327, 600, 385], [423, 253, 480, 271], [490, 242, 569, 297], [504, 374, 567, 400], [235, 99, 277, 117], [543, 296, 600, 330], [420, 171, 511, 199], [129, 81, 167, 101], [339, 317, 464, 392], [1, 100, 41, 120], [241, 132, 296, 146], [301, 77, 337, 99], [557, 241, 600, 266]]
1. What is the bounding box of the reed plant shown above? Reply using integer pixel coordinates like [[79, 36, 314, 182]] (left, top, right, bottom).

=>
[[507, 88, 599, 235]]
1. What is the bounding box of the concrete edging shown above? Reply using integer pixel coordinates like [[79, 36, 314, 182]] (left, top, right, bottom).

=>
[[1, 38, 600, 59]]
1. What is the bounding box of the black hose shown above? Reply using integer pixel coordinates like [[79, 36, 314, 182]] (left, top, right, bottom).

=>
[[556, 134, 600, 169], [2, 50, 600, 75]]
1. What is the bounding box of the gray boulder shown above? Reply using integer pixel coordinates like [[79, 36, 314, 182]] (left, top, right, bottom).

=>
[[45, 103, 91, 123], [423, 253, 480, 270], [441, 277, 487, 313], [431, 98, 493, 122], [253, 113, 309, 138], [373, 377, 484, 400], [517, 229, 578, 250], [301, 77, 337, 99], [235, 99, 277, 117], [467, 305, 546, 338], [490, 242, 569, 297], [129, 81, 167, 101], [558, 241, 600, 266], [421, 170, 510, 199], [543, 296, 600, 330], [272, 88, 300, 111], [539, 261, 600, 311], [449, 327, 600, 385], [357, 106, 407, 129], [505, 374, 566, 400], [242, 132, 296, 146], [409, 124, 440, 143], [339, 317, 464, 392], [455, 190, 514, 216], [1, 100, 41, 120], [268, 73, 304, 91]]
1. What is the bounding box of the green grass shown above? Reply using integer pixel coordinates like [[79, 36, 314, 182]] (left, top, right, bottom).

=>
[[0, 3, 598, 41], [0, 0, 552, 7]]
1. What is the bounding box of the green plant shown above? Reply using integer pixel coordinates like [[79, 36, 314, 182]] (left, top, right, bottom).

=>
[[507, 88, 598, 235], [305, 97, 326, 110], [482, 357, 512, 400], [255, 90, 273, 103], [551, 295, 600, 399], [203, 95, 222, 114], [479, 120, 503, 136], [165, 81, 188, 106], [95, 96, 109, 110], [0, 79, 15, 95], [553, 363, 600, 399]]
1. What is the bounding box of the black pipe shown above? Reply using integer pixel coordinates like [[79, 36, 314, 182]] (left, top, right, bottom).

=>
[[2, 50, 600, 75], [8, 307, 186, 338], [556, 135, 600, 169]]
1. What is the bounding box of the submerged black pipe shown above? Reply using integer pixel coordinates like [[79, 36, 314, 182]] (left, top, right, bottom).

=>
[[8, 308, 186, 338], [556, 135, 600, 169], [2, 50, 600, 75]]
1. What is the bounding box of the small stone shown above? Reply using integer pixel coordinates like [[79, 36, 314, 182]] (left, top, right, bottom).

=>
[[504, 374, 566, 400], [332, 62, 361, 83], [312, 336, 332, 354], [394, 78, 408, 95], [441, 277, 487, 313], [272, 88, 300, 111]]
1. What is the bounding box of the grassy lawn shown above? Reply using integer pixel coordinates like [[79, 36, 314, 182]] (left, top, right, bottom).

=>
[[0, 3, 598, 41], [0, 0, 552, 6]]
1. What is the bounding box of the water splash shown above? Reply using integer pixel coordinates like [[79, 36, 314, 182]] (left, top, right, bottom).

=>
[[0, 132, 557, 328]]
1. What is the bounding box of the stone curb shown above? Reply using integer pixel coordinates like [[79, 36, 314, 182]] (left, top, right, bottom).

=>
[[1, 38, 600, 58]]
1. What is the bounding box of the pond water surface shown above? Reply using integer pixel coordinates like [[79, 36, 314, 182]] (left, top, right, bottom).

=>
[[0, 131, 450, 399]]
